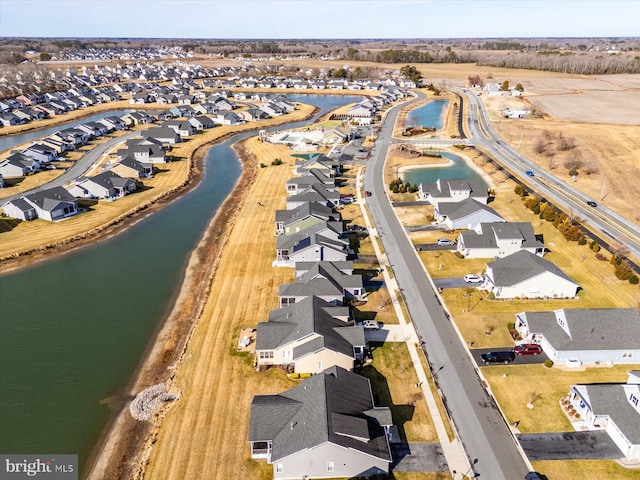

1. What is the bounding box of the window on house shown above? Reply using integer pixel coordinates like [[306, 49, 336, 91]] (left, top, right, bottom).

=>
[[631, 394, 639, 407], [275, 463, 283, 473], [327, 461, 334, 472], [259, 351, 274, 360], [318, 360, 323, 370]]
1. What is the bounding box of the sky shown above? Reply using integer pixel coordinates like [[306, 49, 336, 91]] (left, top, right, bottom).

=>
[[0, 0, 639, 39]]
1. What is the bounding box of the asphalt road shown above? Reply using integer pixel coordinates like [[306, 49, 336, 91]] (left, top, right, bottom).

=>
[[365, 91, 529, 480], [4, 131, 139, 203], [455, 88, 640, 261]]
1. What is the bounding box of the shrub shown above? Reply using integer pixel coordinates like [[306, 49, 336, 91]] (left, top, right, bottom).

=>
[[514, 184, 527, 197], [577, 236, 587, 245], [507, 322, 515, 330], [568, 166, 579, 177], [629, 274, 639, 285], [544, 359, 554, 368], [616, 261, 634, 281], [259, 163, 267, 168], [595, 252, 607, 261], [589, 240, 600, 252], [271, 158, 283, 166], [488, 291, 495, 300]]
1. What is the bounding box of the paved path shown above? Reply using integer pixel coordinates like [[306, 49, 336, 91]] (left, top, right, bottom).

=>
[[363, 92, 530, 480], [518, 431, 623, 460], [391, 442, 449, 472]]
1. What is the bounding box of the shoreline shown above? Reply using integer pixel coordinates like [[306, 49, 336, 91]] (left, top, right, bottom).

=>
[[84, 105, 319, 480]]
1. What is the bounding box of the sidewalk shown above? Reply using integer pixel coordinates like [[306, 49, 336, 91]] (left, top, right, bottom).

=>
[[355, 168, 473, 477]]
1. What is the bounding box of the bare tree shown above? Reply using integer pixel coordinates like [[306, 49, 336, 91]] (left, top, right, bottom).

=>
[[534, 137, 547, 154], [546, 150, 557, 170]]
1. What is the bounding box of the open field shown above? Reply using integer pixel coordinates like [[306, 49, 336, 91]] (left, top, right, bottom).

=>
[[143, 136, 395, 479]]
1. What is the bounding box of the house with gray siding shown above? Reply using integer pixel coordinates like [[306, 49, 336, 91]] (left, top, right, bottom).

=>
[[0, 153, 40, 177], [72, 171, 136, 199], [249, 366, 392, 479], [1, 198, 38, 221], [286, 183, 341, 209], [286, 169, 336, 195], [279, 261, 365, 307], [566, 371, 640, 462], [274, 221, 348, 268], [515, 308, 640, 365], [22, 186, 78, 221]]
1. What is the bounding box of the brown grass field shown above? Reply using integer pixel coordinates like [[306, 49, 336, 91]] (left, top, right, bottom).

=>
[[142, 136, 433, 479]]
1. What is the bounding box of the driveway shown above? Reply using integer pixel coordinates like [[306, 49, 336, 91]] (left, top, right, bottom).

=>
[[433, 277, 478, 289], [518, 431, 623, 460], [391, 442, 449, 472], [471, 348, 549, 366], [366, 324, 418, 343]]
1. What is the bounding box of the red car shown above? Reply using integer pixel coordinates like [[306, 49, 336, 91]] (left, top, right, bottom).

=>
[[364, 191, 372, 197], [513, 344, 542, 356]]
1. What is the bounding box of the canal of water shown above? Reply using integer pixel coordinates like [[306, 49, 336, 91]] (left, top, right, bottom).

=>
[[401, 150, 488, 189], [406, 98, 449, 130], [0, 94, 361, 472]]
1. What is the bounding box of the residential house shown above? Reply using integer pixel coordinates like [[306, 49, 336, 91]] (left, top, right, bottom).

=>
[[99, 116, 127, 131], [275, 202, 340, 236], [241, 108, 270, 122], [164, 120, 196, 137], [279, 261, 365, 307], [71, 171, 136, 199], [0, 153, 40, 177], [294, 154, 341, 177], [286, 183, 341, 209], [143, 126, 181, 144], [484, 250, 580, 300], [503, 108, 530, 119], [567, 371, 640, 461], [0, 112, 25, 126], [188, 115, 215, 131], [274, 222, 348, 268], [122, 143, 166, 164], [214, 111, 243, 126], [434, 198, 504, 230], [22, 186, 78, 221], [254, 295, 364, 374], [110, 155, 153, 179], [419, 177, 487, 204], [286, 169, 336, 195], [514, 308, 640, 366], [457, 222, 545, 258], [249, 366, 392, 478], [169, 105, 196, 118], [1, 198, 38, 221]]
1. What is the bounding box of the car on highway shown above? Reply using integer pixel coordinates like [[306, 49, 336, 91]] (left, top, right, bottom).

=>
[[357, 320, 380, 330], [587, 200, 597, 207], [437, 238, 456, 246], [524, 473, 543, 480], [513, 344, 543, 356], [480, 351, 516, 365], [463, 274, 484, 283], [525, 170, 535, 176], [364, 191, 372, 197]]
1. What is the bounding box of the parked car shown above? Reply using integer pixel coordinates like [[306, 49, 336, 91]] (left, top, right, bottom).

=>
[[524, 473, 543, 480], [525, 170, 535, 176], [586, 200, 597, 207], [437, 238, 456, 246], [357, 320, 380, 330], [349, 224, 366, 232], [463, 274, 483, 283], [513, 344, 542, 355], [364, 190, 372, 197], [480, 351, 516, 364], [341, 197, 354, 204]]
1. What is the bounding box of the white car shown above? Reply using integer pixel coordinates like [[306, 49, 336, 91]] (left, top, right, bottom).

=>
[[437, 238, 456, 246], [357, 320, 380, 330], [463, 274, 483, 283]]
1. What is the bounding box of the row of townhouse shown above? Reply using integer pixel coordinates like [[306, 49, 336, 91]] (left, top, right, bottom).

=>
[[249, 148, 394, 479]]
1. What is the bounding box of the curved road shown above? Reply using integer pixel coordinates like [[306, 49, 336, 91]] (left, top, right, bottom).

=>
[[456, 88, 640, 261], [3, 131, 139, 203], [365, 92, 529, 480]]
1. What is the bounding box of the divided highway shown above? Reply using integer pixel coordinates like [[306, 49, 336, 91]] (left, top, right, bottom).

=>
[[365, 92, 529, 480], [457, 88, 640, 261]]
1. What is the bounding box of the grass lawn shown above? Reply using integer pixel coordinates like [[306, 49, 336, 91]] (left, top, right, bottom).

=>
[[360, 342, 438, 443], [482, 364, 640, 433], [532, 459, 640, 480]]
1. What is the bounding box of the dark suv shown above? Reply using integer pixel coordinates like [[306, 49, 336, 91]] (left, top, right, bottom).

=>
[[480, 351, 516, 364]]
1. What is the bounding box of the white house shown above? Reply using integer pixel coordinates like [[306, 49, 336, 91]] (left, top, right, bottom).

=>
[[567, 371, 640, 461], [503, 107, 530, 119], [457, 221, 545, 258], [484, 250, 580, 299], [515, 308, 640, 366], [434, 198, 504, 230], [419, 177, 487, 204]]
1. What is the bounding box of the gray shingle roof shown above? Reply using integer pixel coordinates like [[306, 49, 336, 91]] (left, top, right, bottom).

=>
[[436, 198, 503, 222], [584, 384, 640, 443], [249, 366, 392, 462], [275, 201, 337, 225], [279, 262, 363, 299], [25, 186, 76, 212], [487, 250, 577, 287], [460, 222, 544, 250], [255, 296, 363, 357], [421, 177, 485, 199], [275, 222, 345, 250], [521, 308, 640, 351]]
